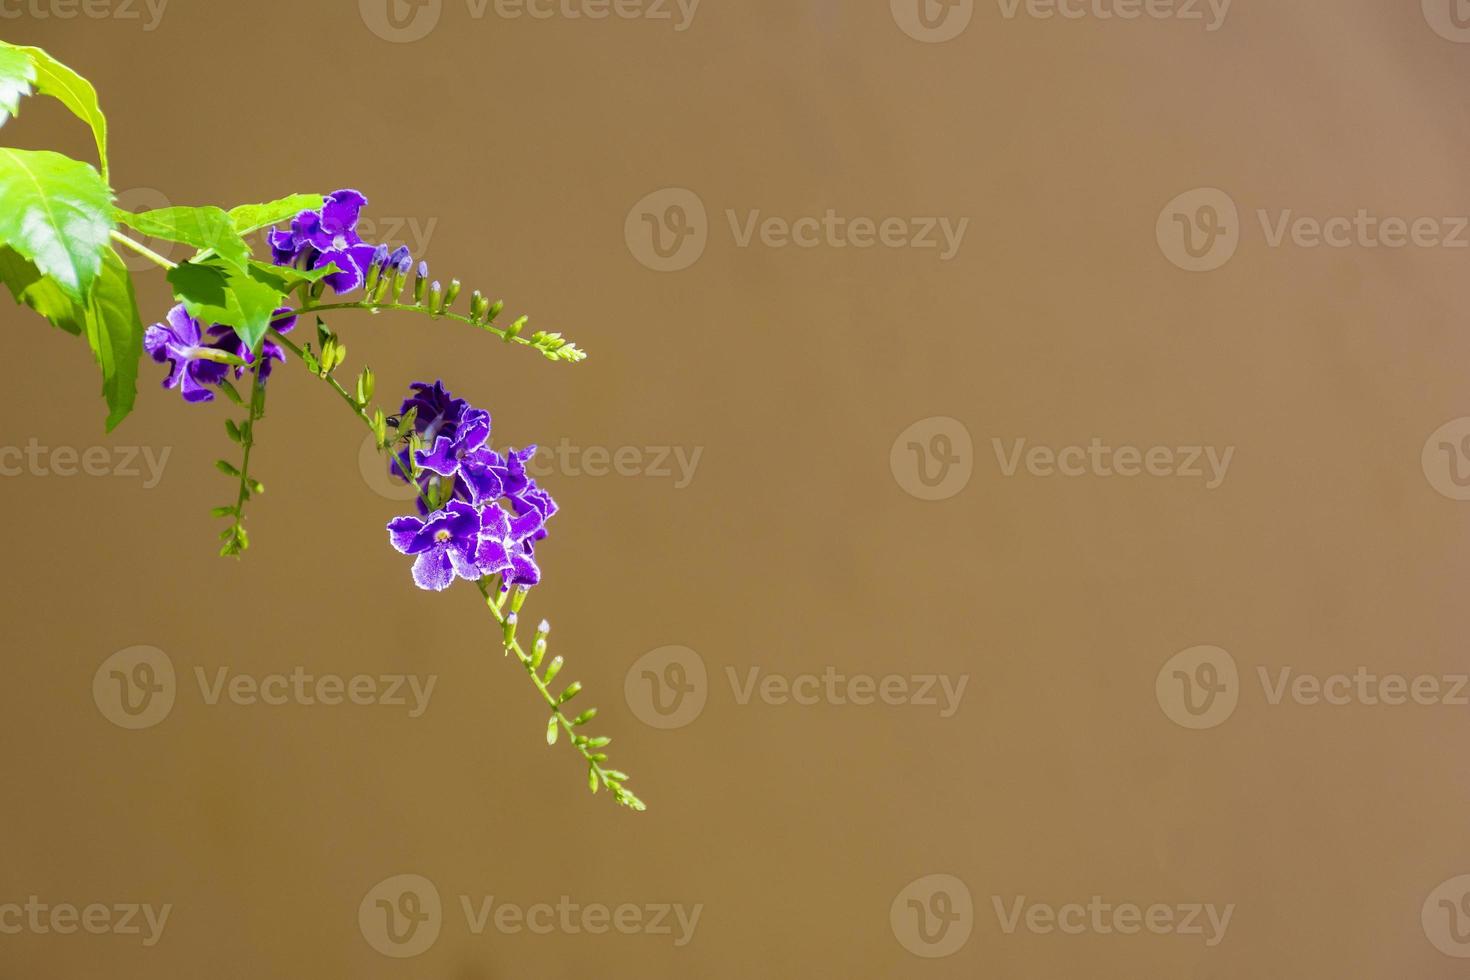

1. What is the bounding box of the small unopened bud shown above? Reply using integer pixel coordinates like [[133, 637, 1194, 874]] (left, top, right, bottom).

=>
[[470, 291, 487, 322], [428, 280, 443, 314], [486, 299, 504, 323], [362, 244, 390, 294], [543, 656, 564, 685], [443, 278, 461, 311], [509, 586, 529, 613], [413, 261, 429, 305]]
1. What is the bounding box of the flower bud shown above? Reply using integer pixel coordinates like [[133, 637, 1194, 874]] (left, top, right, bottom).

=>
[[543, 655, 564, 685], [413, 261, 429, 305], [362, 243, 390, 295], [443, 278, 461, 311], [428, 280, 443, 314], [470, 291, 487, 322], [486, 299, 504, 323]]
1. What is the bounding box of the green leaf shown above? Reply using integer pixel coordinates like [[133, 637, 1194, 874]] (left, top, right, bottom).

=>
[[167, 258, 286, 353], [82, 248, 142, 431], [119, 206, 249, 271], [227, 194, 323, 236], [247, 258, 339, 292], [0, 245, 83, 335], [0, 148, 112, 302], [0, 44, 35, 127], [14, 45, 108, 182]]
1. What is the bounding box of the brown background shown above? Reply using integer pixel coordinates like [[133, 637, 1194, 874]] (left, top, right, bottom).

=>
[[3, 0, 1470, 976]]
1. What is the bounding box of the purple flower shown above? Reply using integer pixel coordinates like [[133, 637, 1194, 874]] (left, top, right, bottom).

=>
[[384, 382, 560, 592], [415, 408, 491, 478], [268, 189, 391, 295], [476, 501, 547, 588], [386, 500, 488, 592], [205, 308, 298, 381], [143, 305, 228, 403]]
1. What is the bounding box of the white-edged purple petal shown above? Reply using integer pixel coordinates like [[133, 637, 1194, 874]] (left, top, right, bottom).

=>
[[411, 549, 455, 591]]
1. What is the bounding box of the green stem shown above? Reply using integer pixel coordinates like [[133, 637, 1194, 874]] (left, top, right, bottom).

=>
[[476, 579, 645, 811], [220, 366, 266, 557], [270, 324, 637, 809], [109, 230, 176, 270]]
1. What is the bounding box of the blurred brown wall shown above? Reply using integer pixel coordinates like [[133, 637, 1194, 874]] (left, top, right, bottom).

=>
[[4, 0, 1470, 976]]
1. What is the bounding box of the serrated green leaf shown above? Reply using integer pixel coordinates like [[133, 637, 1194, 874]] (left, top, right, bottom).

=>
[[13, 45, 108, 182], [0, 148, 112, 302], [0, 45, 35, 127], [82, 249, 141, 431], [0, 245, 83, 335], [167, 258, 286, 353], [227, 194, 323, 236], [119, 206, 249, 271]]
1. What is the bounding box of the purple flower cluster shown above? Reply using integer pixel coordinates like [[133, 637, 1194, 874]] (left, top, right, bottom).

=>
[[386, 382, 558, 592], [269, 189, 408, 294], [143, 305, 297, 403]]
